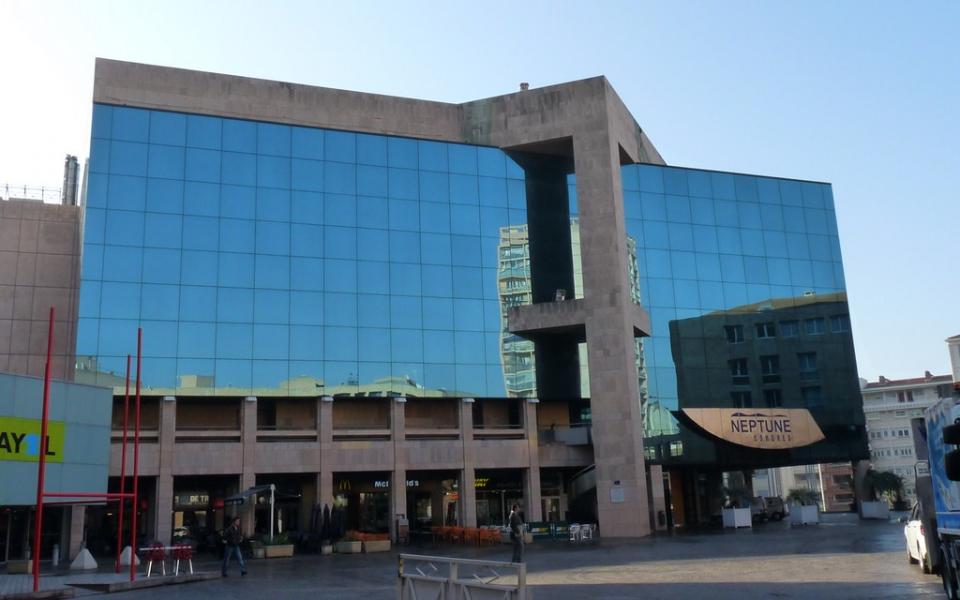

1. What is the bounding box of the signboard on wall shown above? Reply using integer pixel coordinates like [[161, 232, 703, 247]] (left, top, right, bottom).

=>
[[0, 417, 65, 463], [681, 408, 825, 449]]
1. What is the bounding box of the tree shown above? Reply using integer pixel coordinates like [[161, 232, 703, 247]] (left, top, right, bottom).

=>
[[786, 488, 821, 507], [864, 469, 904, 506]]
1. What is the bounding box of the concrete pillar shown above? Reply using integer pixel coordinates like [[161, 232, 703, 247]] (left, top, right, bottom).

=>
[[241, 396, 258, 536], [67, 505, 85, 559], [648, 464, 667, 532], [318, 396, 334, 509], [573, 130, 650, 538], [155, 474, 174, 546], [460, 398, 477, 527], [154, 395, 176, 545], [390, 397, 407, 542], [523, 398, 542, 522]]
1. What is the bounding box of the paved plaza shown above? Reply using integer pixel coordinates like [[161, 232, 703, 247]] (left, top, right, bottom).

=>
[[1, 514, 945, 599]]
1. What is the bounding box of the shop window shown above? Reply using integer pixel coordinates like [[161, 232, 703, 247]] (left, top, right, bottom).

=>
[[669, 440, 683, 457]]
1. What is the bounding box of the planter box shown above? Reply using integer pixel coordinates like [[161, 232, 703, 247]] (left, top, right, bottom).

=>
[[6, 559, 30, 574], [264, 544, 294, 558], [253, 547, 265, 559], [789, 504, 819, 525], [861, 501, 891, 520], [335, 541, 362, 554], [321, 544, 333, 555], [722, 507, 752, 528], [363, 540, 391, 553]]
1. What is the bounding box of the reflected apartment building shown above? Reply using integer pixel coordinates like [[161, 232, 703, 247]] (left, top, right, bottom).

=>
[[41, 58, 873, 546]]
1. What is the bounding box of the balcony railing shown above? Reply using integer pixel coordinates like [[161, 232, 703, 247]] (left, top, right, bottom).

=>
[[539, 424, 592, 446]]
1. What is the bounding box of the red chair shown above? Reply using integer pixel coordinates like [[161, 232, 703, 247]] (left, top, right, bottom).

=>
[[144, 543, 166, 577], [172, 544, 193, 575]]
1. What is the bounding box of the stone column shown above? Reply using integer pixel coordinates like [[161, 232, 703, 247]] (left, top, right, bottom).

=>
[[318, 396, 334, 509], [390, 397, 407, 542], [460, 398, 477, 527], [523, 398, 542, 522], [241, 396, 257, 536], [648, 464, 667, 531], [67, 505, 85, 559], [573, 130, 650, 537], [154, 395, 176, 545]]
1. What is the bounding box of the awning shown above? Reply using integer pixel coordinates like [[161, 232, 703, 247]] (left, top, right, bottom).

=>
[[224, 484, 274, 506]]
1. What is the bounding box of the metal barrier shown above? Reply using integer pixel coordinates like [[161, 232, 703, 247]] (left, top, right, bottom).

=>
[[397, 553, 528, 600]]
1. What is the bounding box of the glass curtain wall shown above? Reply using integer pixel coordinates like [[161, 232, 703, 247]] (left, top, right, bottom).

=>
[[78, 104, 536, 399]]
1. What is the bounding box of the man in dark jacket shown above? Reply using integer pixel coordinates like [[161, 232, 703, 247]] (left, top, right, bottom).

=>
[[508, 504, 524, 563], [222, 516, 247, 577]]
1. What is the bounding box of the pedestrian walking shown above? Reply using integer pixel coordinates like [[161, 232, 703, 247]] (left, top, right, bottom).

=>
[[222, 516, 248, 577], [508, 503, 524, 563]]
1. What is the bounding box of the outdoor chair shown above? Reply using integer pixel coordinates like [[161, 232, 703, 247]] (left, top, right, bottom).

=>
[[580, 524, 594, 541], [144, 543, 166, 577], [464, 527, 480, 545], [172, 544, 194, 575], [568, 523, 581, 542]]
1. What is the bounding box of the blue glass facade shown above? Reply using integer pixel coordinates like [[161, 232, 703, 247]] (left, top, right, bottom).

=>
[[78, 104, 534, 397], [619, 164, 859, 464]]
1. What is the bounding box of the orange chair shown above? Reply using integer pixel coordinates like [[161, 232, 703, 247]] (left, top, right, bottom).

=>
[[464, 527, 479, 545]]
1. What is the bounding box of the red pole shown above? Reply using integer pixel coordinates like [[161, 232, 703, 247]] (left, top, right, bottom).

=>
[[129, 328, 142, 582], [32, 307, 55, 593], [115, 355, 131, 572]]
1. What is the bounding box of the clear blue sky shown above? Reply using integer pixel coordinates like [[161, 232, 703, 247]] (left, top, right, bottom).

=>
[[2, 0, 957, 381]]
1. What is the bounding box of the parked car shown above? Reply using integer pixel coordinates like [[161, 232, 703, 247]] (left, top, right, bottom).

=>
[[905, 503, 932, 573], [764, 496, 786, 521], [749, 496, 786, 522]]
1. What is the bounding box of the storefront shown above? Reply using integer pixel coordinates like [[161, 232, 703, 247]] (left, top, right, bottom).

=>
[[333, 473, 391, 534], [475, 469, 524, 527], [171, 475, 237, 553], [0, 373, 112, 563], [253, 474, 313, 537], [405, 471, 460, 531]]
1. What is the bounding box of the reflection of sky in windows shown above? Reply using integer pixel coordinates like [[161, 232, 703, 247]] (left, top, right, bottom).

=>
[[79, 104, 531, 398], [620, 164, 848, 437]]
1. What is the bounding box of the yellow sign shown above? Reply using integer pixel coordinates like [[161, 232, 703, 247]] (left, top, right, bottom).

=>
[[0, 417, 65, 463], [681, 408, 824, 450]]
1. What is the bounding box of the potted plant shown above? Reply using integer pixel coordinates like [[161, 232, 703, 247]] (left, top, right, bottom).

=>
[[334, 531, 362, 554], [861, 470, 900, 518], [361, 532, 391, 553], [262, 532, 295, 558], [786, 488, 820, 525]]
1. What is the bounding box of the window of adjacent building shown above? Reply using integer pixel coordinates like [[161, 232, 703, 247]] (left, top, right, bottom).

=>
[[725, 325, 744, 344], [804, 317, 826, 335], [669, 440, 684, 457], [802, 386, 822, 406], [731, 391, 753, 408], [897, 390, 915, 403], [763, 389, 783, 408], [780, 320, 800, 337], [755, 322, 776, 339], [729, 358, 749, 385], [830, 314, 851, 333], [760, 355, 780, 383], [798, 352, 818, 379]]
